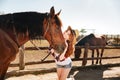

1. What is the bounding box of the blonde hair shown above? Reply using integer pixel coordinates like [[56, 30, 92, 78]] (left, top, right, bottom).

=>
[[64, 26, 76, 57]]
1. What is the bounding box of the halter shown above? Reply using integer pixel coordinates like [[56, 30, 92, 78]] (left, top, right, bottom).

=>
[[43, 14, 55, 47], [43, 16, 51, 37]]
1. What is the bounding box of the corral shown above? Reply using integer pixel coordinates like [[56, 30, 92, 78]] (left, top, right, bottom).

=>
[[6, 39, 120, 80]]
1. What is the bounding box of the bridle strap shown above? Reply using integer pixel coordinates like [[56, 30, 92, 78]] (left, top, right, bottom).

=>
[[43, 15, 54, 46], [43, 17, 50, 37]]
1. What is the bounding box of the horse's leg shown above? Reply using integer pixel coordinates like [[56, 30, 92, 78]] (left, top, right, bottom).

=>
[[0, 63, 3, 79], [0, 57, 10, 80], [0, 50, 9, 80], [0, 45, 18, 80], [0, 53, 17, 80], [96, 49, 99, 64], [0, 51, 12, 80], [91, 49, 94, 65], [0, 63, 10, 80], [99, 48, 104, 65]]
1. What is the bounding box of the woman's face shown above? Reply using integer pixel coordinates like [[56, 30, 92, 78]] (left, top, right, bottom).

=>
[[63, 30, 71, 40]]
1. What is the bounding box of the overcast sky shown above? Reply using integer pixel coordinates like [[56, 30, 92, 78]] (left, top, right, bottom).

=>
[[0, 0, 120, 34]]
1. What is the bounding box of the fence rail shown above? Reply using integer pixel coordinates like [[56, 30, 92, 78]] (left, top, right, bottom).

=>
[[25, 46, 120, 50], [17, 45, 120, 70]]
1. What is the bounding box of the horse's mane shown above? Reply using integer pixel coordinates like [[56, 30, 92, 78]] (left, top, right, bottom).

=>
[[0, 12, 62, 39], [76, 33, 95, 46]]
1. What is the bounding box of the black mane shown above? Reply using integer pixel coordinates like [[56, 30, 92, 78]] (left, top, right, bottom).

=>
[[0, 12, 48, 39], [76, 33, 95, 46]]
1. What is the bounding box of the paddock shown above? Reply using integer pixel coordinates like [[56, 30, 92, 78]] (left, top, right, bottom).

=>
[[12, 43, 120, 70], [5, 40, 120, 80]]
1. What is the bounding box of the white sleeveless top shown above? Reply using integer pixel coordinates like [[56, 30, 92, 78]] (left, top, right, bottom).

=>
[[55, 57, 72, 65]]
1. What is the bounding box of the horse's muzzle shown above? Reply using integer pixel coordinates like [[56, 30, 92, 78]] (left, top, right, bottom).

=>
[[51, 44, 66, 54]]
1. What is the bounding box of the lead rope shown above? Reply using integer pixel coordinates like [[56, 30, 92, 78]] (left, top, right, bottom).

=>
[[30, 40, 51, 62]]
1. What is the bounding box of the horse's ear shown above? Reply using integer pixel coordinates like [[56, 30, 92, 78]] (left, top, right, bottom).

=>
[[57, 10, 61, 16], [50, 6, 55, 17]]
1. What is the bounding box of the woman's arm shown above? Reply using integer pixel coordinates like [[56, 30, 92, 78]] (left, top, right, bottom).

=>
[[50, 40, 68, 61], [59, 40, 68, 60]]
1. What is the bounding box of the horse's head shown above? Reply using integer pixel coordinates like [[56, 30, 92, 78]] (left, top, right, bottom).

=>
[[64, 26, 76, 57], [43, 6, 66, 53]]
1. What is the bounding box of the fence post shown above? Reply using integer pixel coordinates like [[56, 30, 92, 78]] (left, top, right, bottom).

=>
[[19, 45, 25, 70], [74, 47, 81, 59], [82, 43, 89, 66]]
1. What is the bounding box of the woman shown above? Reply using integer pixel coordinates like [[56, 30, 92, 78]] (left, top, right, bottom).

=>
[[50, 26, 76, 80]]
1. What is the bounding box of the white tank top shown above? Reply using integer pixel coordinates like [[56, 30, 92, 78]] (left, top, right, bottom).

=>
[[55, 57, 72, 65]]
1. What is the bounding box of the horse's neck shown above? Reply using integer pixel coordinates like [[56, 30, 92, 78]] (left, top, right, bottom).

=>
[[5, 30, 29, 47], [17, 33, 29, 46]]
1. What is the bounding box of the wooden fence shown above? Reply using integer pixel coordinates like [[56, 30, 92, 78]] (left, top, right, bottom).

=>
[[18, 45, 120, 70], [76, 43, 120, 66]]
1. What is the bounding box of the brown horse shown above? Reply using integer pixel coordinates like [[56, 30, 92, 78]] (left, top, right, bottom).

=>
[[75, 33, 107, 65], [64, 26, 76, 58], [0, 7, 66, 80]]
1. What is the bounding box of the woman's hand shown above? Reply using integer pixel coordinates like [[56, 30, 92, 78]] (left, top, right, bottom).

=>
[[49, 40, 69, 61], [50, 49, 54, 53], [59, 40, 68, 61], [59, 53, 65, 61]]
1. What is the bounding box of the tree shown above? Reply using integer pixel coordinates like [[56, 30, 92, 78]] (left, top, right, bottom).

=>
[[80, 29, 87, 34]]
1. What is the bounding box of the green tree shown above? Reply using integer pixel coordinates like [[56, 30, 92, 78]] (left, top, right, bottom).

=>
[[80, 29, 87, 35]]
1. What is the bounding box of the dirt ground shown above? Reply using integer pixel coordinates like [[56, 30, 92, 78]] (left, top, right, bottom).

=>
[[5, 41, 120, 80], [6, 66, 120, 80]]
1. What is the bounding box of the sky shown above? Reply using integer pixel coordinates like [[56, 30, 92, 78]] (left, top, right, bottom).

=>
[[0, 0, 120, 35]]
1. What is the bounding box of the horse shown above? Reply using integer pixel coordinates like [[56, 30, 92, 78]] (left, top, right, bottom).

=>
[[0, 6, 66, 80], [75, 33, 107, 65], [64, 26, 76, 58]]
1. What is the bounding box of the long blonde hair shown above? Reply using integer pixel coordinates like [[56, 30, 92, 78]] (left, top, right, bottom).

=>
[[64, 26, 76, 57]]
